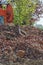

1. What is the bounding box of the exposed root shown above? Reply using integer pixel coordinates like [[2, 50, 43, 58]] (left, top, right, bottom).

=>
[[19, 30, 27, 37]]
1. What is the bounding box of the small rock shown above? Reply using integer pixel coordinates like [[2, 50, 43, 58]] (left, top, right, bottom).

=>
[[16, 50, 25, 58]]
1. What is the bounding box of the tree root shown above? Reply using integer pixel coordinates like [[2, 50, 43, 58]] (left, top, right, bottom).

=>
[[19, 30, 27, 37]]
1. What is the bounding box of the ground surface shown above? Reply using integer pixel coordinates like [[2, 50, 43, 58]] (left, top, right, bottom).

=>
[[0, 25, 43, 65]]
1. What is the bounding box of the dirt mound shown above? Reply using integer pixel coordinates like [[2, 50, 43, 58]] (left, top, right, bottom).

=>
[[0, 25, 43, 64]]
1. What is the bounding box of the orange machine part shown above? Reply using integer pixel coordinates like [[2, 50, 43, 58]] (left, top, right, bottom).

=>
[[0, 4, 13, 24], [6, 4, 13, 23], [0, 8, 6, 23]]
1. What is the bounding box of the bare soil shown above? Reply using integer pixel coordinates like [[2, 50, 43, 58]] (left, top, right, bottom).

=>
[[0, 25, 43, 65]]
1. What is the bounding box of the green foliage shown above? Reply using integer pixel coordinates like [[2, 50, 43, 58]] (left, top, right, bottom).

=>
[[12, 0, 38, 25]]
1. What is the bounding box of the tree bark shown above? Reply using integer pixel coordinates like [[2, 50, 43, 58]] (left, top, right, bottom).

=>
[[15, 24, 21, 36], [15, 24, 27, 37]]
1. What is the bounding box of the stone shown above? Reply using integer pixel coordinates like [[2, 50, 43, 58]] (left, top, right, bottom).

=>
[[17, 50, 25, 58]]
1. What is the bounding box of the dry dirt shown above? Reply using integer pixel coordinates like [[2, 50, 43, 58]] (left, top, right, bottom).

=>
[[0, 25, 43, 65]]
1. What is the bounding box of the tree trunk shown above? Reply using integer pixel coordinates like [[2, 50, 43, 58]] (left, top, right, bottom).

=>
[[15, 24, 21, 36], [15, 24, 27, 37]]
